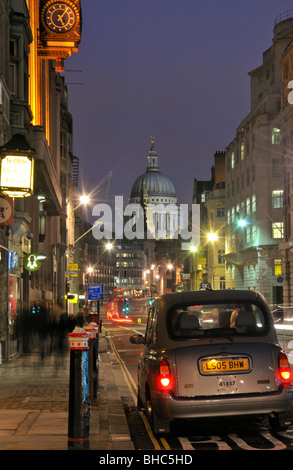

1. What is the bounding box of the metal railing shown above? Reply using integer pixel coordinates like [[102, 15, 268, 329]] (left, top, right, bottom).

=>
[[274, 10, 293, 26]]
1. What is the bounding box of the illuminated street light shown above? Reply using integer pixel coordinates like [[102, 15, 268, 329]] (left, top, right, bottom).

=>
[[80, 194, 90, 205], [207, 233, 218, 242], [106, 242, 113, 250], [237, 219, 247, 227]]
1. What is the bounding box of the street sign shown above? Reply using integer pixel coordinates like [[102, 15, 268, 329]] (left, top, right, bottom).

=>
[[87, 283, 104, 300], [69, 263, 78, 277]]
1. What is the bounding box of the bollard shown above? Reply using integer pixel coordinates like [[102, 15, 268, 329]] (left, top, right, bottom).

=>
[[89, 322, 100, 398], [68, 327, 91, 449], [84, 324, 97, 401]]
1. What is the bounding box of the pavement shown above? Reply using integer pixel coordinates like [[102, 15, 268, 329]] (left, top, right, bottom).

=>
[[0, 330, 135, 451]]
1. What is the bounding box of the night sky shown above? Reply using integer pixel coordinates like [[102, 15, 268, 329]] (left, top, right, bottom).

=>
[[65, 0, 293, 212]]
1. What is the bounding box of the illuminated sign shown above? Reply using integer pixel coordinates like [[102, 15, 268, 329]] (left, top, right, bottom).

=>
[[0, 155, 34, 197], [23, 253, 42, 272], [23, 253, 48, 272]]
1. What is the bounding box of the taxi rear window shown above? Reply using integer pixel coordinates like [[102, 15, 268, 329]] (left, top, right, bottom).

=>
[[168, 302, 268, 339]]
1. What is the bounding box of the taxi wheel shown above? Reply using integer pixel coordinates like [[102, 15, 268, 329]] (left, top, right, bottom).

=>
[[268, 413, 289, 432], [137, 389, 143, 411]]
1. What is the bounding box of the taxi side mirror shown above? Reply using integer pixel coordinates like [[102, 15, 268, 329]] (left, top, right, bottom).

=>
[[130, 334, 145, 345]]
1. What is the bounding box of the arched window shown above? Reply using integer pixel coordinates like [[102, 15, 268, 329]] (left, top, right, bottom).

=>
[[219, 276, 226, 289]]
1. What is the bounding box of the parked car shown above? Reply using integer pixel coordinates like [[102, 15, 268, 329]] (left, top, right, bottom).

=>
[[130, 290, 293, 434]]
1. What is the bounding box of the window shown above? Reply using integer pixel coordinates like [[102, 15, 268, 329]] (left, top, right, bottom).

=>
[[246, 197, 251, 215], [218, 250, 225, 264], [217, 207, 225, 217], [272, 222, 283, 239], [246, 226, 251, 243], [145, 307, 158, 344], [169, 302, 266, 339], [272, 128, 281, 145], [9, 38, 19, 97], [274, 259, 282, 276], [219, 277, 226, 289], [241, 142, 245, 160], [252, 194, 256, 212], [251, 224, 257, 242], [231, 152, 235, 169], [272, 190, 283, 208]]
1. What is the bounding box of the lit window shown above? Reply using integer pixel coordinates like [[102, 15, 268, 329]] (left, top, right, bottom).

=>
[[272, 222, 283, 239], [241, 142, 245, 160], [272, 190, 283, 208], [231, 152, 235, 169], [251, 224, 257, 242], [246, 197, 251, 215], [246, 226, 251, 243], [252, 194, 256, 212], [272, 128, 281, 145]]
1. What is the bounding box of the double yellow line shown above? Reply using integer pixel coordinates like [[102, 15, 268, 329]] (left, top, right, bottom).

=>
[[105, 328, 170, 450]]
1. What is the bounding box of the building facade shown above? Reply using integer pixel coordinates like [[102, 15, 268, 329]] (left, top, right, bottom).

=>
[[224, 14, 293, 305], [192, 152, 226, 290], [0, 0, 82, 360]]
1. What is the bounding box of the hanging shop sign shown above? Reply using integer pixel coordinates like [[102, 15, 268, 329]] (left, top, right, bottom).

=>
[[0, 134, 35, 198], [23, 253, 47, 272], [0, 195, 13, 226], [0, 155, 34, 198]]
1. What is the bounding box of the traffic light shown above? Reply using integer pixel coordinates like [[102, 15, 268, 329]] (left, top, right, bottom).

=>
[[125, 304, 130, 312]]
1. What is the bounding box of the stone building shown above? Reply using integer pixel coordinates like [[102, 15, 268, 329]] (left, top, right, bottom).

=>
[[224, 13, 293, 305], [192, 152, 226, 290], [274, 13, 293, 304], [0, 0, 81, 359]]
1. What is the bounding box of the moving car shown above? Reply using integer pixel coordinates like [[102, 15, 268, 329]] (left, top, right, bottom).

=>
[[130, 290, 293, 434], [106, 298, 133, 323]]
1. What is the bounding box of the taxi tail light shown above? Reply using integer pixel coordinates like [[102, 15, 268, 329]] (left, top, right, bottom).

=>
[[159, 359, 171, 388], [278, 352, 292, 384]]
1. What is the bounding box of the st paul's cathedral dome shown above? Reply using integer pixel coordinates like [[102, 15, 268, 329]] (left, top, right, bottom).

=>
[[130, 138, 177, 205]]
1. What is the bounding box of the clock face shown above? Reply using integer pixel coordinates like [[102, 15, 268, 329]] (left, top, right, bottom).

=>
[[45, 2, 76, 32]]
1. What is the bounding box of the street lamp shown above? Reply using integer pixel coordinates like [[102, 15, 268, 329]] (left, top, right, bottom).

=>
[[207, 232, 218, 242], [79, 195, 90, 205], [237, 219, 247, 228]]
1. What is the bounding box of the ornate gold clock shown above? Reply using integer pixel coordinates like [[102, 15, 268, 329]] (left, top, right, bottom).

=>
[[45, 3, 76, 33], [38, 0, 82, 68], [42, 1, 78, 33]]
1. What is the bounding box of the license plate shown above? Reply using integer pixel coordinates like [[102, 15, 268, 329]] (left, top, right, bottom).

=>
[[217, 376, 237, 393], [201, 357, 250, 374]]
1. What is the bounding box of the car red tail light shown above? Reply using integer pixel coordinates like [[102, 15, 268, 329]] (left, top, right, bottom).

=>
[[278, 352, 292, 384], [159, 359, 171, 388]]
